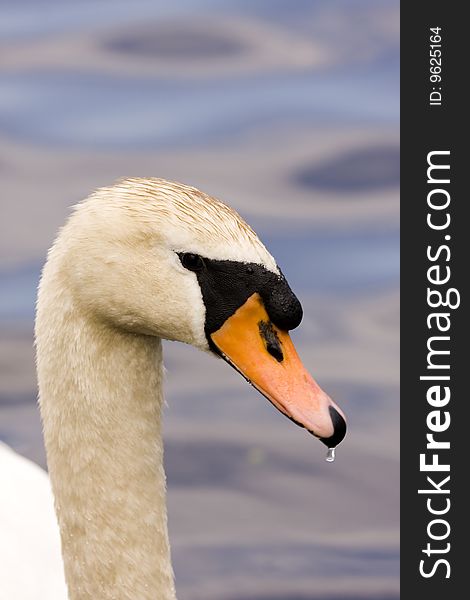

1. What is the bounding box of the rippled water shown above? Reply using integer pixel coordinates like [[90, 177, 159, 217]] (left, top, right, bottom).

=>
[[0, 66, 397, 148]]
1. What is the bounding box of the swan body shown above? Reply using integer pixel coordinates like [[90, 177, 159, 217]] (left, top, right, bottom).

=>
[[0, 442, 67, 600], [32, 178, 346, 599]]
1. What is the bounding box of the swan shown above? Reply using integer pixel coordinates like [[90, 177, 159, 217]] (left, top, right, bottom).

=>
[[0, 442, 67, 600], [32, 177, 347, 600]]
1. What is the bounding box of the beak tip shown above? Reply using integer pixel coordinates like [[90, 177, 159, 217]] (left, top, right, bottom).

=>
[[319, 406, 347, 448]]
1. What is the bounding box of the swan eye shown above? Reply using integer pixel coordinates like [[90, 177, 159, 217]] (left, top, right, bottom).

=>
[[180, 253, 204, 272]]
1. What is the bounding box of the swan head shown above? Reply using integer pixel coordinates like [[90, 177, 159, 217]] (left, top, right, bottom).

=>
[[55, 177, 346, 450]]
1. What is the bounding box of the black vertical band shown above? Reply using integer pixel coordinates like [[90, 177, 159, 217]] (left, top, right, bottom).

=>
[[401, 4, 467, 599]]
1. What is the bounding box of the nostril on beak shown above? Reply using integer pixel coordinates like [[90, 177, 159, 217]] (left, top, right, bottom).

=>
[[319, 406, 347, 448], [258, 320, 284, 362]]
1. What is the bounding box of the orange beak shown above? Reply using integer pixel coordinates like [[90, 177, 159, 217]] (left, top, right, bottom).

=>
[[210, 293, 346, 450]]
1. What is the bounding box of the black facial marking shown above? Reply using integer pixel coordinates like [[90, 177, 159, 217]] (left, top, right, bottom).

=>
[[258, 320, 283, 362], [177, 254, 302, 346]]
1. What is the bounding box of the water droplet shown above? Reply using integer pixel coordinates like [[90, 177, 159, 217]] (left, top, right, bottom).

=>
[[326, 447, 336, 463]]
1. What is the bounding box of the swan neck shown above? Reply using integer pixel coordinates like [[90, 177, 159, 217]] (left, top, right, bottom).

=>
[[37, 301, 176, 600]]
